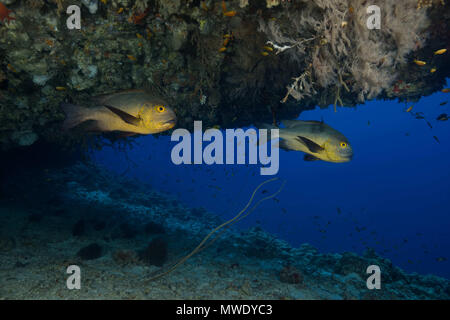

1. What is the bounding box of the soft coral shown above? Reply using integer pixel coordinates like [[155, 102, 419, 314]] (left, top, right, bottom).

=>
[[0, 2, 15, 23]]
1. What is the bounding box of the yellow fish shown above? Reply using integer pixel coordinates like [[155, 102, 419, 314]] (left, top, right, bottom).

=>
[[224, 11, 237, 17], [434, 49, 447, 55], [61, 90, 177, 135], [259, 120, 353, 163], [218, 47, 227, 53], [442, 88, 450, 93], [414, 59, 426, 66], [263, 46, 274, 52], [430, 68, 437, 73], [55, 86, 67, 91], [6, 63, 17, 73], [261, 52, 269, 56], [405, 106, 413, 112]]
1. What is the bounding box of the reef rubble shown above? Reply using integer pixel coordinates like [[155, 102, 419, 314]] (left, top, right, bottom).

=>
[[0, 161, 448, 299]]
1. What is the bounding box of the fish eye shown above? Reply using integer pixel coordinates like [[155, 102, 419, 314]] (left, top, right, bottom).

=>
[[156, 105, 166, 113], [340, 142, 348, 148]]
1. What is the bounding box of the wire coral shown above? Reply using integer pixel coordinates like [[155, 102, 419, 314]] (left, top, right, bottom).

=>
[[259, 0, 432, 104], [147, 178, 285, 281]]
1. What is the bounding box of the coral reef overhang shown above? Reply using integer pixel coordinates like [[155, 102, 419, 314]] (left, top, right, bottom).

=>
[[0, 0, 449, 150]]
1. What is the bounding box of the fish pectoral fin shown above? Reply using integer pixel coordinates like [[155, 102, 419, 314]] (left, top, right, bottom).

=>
[[103, 105, 142, 126], [304, 154, 321, 162], [296, 136, 324, 153]]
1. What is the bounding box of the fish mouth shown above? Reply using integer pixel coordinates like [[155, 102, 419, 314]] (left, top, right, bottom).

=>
[[161, 119, 176, 128]]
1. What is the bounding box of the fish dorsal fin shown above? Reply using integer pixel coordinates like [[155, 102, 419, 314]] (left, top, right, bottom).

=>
[[282, 120, 326, 128], [304, 154, 320, 161], [94, 89, 147, 104], [296, 136, 324, 153], [104, 105, 142, 126], [303, 120, 325, 125], [282, 120, 303, 128]]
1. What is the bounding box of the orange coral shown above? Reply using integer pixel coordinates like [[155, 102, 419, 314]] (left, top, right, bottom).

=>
[[0, 2, 15, 22], [130, 8, 149, 25]]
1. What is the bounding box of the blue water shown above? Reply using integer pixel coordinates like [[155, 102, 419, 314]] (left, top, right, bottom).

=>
[[93, 86, 450, 279]]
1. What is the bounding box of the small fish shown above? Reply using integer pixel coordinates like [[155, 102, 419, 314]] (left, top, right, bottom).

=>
[[223, 38, 230, 46], [433, 136, 440, 144], [127, 55, 137, 61], [136, 33, 143, 39], [430, 68, 437, 73], [55, 86, 66, 91], [435, 257, 447, 262], [259, 120, 353, 163], [439, 101, 447, 106], [405, 106, 413, 112], [61, 90, 177, 135], [45, 39, 55, 47], [413, 59, 426, 66], [218, 47, 227, 53], [224, 11, 237, 17], [415, 115, 425, 120], [442, 88, 450, 93], [436, 113, 449, 121], [6, 63, 17, 73], [221, 0, 227, 12], [117, 7, 124, 14], [434, 49, 447, 55], [426, 121, 433, 129], [263, 46, 274, 52], [367, 120, 370, 126], [223, 34, 233, 39], [337, 208, 342, 215], [261, 51, 269, 56]]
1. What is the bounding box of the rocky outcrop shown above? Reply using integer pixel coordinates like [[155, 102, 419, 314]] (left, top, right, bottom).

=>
[[0, 0, 449, 150]]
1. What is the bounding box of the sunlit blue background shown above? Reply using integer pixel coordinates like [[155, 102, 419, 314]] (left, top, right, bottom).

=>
[[93, 83, 450, 279]]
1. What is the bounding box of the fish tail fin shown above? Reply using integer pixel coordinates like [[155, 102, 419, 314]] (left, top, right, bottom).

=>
[[61, 103, 92, 131]]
